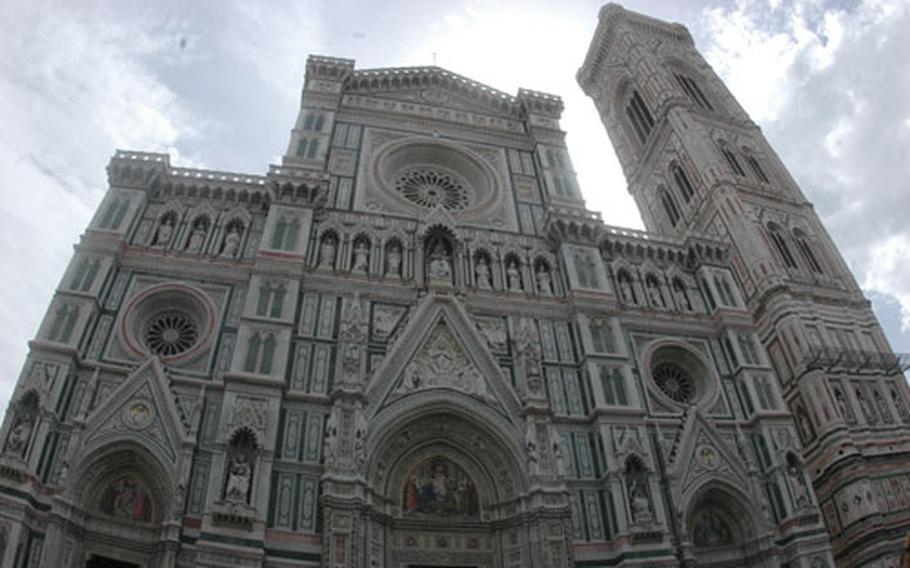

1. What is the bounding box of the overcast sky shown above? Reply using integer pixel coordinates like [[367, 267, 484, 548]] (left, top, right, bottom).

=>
[[1, 0, 908, 415]]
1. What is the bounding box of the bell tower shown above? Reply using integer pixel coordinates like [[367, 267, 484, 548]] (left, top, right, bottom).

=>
[[578, 4, 910, 567]]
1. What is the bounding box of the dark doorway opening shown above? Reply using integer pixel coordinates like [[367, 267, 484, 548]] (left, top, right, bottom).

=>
[[85, 555, 140, 568]]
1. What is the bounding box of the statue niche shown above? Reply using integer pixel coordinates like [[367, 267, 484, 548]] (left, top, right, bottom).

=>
[[402, 456, 480, 517]]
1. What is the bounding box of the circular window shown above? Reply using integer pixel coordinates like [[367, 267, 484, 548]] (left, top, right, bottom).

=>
[[394, 167, 470, 210], [144, 310, 198, 356], [653, 362, 694, 403], [645, 342, 719, 409], [373, 139, 500, 218], [120, 282, 215, 363]]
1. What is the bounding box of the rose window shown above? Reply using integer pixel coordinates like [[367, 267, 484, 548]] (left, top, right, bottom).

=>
[[652, 362, 694, 403], [144, 311, 198, 356], [394, 167, 470, 210]]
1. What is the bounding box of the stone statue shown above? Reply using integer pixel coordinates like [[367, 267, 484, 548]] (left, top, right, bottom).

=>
[[628, 477, 653, 523], [220, 227, 241, 258], [619, 275, 635, 304], [5, 417, 33, 455], [186, 226, 206, 253], [319, 237, 336, 269], [428, 243, 451, 281], [154, 217, 174, 248], [673, 280, 692, 310], [225, 453, 252, 502], [536, 267, 552, 296], [352, 241, 369, 274], [507, 261, 523, 292], [856, 389, 876, 423], [354, 409, 368, 468], [323, 410, 339, 468], [549, 427, 567, 476], [475, 256, 492, 290], [787, 460, 809, 507], [647, 278, 664, 307], [525, 421, 540, 477], [386, 244, 402, 277]]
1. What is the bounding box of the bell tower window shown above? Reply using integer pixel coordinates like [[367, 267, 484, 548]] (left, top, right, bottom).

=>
[[674, 73, 714, 111], [625, 90, 655, 145]]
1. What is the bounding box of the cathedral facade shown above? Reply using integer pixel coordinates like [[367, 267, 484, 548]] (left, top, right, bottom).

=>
[[0, 4, 907, 568]]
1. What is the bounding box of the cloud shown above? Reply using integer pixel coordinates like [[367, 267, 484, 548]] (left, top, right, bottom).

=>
[[700, 0, 910, 341], [0, 0, 201, 416]]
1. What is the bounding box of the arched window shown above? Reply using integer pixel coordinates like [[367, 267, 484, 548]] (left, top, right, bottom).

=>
[[314, 115, 325, 131], [768, 223, 798, 269], [48, 304, 79, 343], [297, 138, 315, 158], [660, 188, 681, 227], [701, 277, 716, 310], [673, 73, 713, 111], [720, 145, 746, 177], [99, 195, 131, 230], [306, 139, 319, 160], [601, 365, 627, 406], [793, 229, 824, 274], [271, 216, 300, 251], [589, 319, 615, 353], [625, 89, 655, 145], [244, 332, 276, 374], [671, 163, 695, 202], [746, 154, 770, 183]]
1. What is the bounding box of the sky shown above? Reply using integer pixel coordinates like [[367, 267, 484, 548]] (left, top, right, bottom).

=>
[[0, 0, 908, 415]]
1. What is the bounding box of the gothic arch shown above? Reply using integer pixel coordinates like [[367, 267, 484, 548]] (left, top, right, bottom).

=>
[[684, 481, 768, 568], [366, 405, 528, 518], [68, 441, 175, 526]]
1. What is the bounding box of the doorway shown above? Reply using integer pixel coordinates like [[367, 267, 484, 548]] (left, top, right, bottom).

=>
[[85, 555, 140, 568]]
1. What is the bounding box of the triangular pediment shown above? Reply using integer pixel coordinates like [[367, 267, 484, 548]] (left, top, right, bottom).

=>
[[366, 294, 522, 422], [344, 67, 521, 119], [669, 409, 749, 501], [80, 358, 188, 469]]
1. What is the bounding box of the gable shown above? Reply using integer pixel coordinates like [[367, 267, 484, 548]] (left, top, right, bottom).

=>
[[669, 408, 749, 501], [365, 294, 522, 422], [80, 358, 188, 469]]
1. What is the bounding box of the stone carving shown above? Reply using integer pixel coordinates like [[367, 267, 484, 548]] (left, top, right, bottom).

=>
[[646, 277, 665, 308], [856, 388, 877, 424], [627, 473, 653, 524], [153, 215, 174, 248], [475, 256, 493, 289], [517, 317, 542, 394], [354, 408, 368, 468], [324, 409, 339, 468], [386, 243, 402, 277], [507, 260, 523, 292], [525, 420, 541, 478], [352, 240, 369, 273], [549, 427, 567, 476], [788, 457, 810, 508], [123, 398, 155, 430], [373, 305, 406, 340], [475, 317, 508, 352], [398, 323, 488, 398], [536, 266, 552, 296], [220, 226, 242, 258], [834, 387, 855, 423], [428, 243, 452, 281], [339, 297, 368, 382], [225, 454, 252, 503], [230, 397, 268, 440], [873, 389, 892, 423], [186, 224, 206, 253], [4, 392, 39, 457], [319, 235, 337, 269]]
